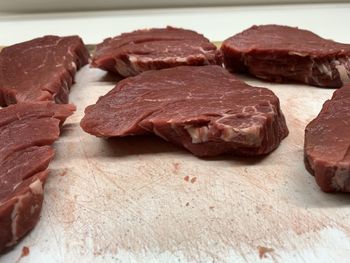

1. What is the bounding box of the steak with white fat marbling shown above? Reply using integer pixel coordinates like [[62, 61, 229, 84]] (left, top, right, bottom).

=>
[[0, 102, 75, 252], [81, 65, 288, 157], [305, 84, 350, 192], [0, 35, 90, 106], [91, 26, 222, 77], [221, 25, 350, 88]]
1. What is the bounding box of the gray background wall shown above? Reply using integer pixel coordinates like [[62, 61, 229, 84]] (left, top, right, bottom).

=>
[[1, 0, 349, 13]]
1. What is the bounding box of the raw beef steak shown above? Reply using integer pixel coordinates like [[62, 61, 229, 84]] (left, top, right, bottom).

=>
[[91, 26, 222, 77], [0, 35, 90, 106], [305, 85, 350, 192], [221, 25, 350, 88], [0, 102, 75, 252], [81, 65, 288, 157]]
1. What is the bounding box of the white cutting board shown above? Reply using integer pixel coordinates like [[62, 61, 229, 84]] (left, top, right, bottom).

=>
[[2, 58, 350, 263]]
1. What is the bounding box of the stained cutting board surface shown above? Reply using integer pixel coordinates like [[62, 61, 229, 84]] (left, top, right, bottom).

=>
[[2, 44, 350, 263]]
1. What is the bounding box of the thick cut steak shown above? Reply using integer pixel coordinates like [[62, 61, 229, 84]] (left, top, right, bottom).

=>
[[0, 35, 90, 106], [81, 65, 288, 157], [221, 25, 350, 88], [305, 85, 350, 192], [91, 26, 222, 77], [0, 102, 75, 252]]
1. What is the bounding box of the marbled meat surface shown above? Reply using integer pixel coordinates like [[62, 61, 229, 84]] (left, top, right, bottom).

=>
[[91, 26, 222, 77], [221, 25, 350, 88], [81, 65, 288, 157], [0, 102, 75, 252], [0, 35, 90, 106], [305, 84, 350, 192]]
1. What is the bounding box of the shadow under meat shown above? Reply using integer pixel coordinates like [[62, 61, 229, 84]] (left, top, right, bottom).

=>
[[59, 122, 78, 138], [101, 134, 268, 166], [203, 153, 266, 165], [291, 180, 350, 209], [100, 135, 183, 157], [283, 164, 350, 209], [98, 71, 124, 83]]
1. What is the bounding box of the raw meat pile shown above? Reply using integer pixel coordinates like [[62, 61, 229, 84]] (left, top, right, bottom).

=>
[[0, 102, 75, 252], [305, 84, 350, 192], [0, 35, 86, 252], [91, 26, 222, 77], [0, 35, 90, 106], [81, 65, 289, 157], [3, 23, 350, 255], [221, 25, 350, 88]]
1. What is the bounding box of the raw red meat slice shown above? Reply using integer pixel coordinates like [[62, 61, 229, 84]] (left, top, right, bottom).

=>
[[0, 102, 75, 252], [305, 85, 350, 192], [81, 65, 288, 157], [92, 26, 222, 77], [0, 35, 90, 106], [221, 25, 350, 88]]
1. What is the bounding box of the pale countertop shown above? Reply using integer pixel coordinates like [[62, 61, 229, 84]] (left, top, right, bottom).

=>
[[0, 3, 350, 45]]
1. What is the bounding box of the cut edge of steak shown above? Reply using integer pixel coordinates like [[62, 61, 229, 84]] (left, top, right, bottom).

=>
[[0, 102, 75, 252], [91, 26, 222, 77], [81, 65, 288, 157], [0, 35, 90, 106], [221, 24, 350, 88], [304, 85, 350, 192], [0, 170, 48, 252]]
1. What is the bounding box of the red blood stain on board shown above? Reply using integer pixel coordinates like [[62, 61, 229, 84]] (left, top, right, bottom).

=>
[[17, 246, 30, 262], [15, 246, 30, 263], [257, 246, 274, 259], [184, 176, 197, 183], [21, 246, 30, 257]]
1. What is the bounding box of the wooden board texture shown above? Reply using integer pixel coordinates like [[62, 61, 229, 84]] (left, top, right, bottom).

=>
[[2, 44, 350, 263]]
